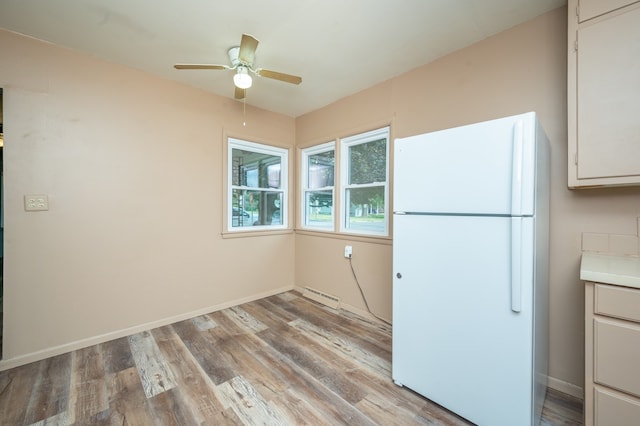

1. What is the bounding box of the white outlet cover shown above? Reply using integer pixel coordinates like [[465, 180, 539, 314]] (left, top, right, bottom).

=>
[[24, 194, 49, 211]]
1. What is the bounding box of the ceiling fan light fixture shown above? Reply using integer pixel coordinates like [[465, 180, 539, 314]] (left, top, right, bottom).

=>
[[233, 66, 252, 89]]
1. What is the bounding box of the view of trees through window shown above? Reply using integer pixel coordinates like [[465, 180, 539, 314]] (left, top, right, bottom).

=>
[[347, 137, 386, 219], [343, 131, 388, 235], [302, 128, 389, 236], [229, 129, 387, 236], [303, 144, 335, 229]]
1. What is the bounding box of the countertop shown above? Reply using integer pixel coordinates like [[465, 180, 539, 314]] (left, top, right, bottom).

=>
[[580, 253, 640, 289]]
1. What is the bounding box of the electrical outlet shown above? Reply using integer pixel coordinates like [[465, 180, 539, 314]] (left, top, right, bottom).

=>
[[24, 194, 49, 211], [344, 245, 353, 258]]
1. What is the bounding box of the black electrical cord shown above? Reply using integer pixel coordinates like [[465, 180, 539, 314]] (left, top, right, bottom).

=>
[[347, 254, 392, 326]]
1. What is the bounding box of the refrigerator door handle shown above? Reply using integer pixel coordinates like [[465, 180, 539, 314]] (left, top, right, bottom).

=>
[[511, 120, 524, 216], [511, 217, 522, 313]]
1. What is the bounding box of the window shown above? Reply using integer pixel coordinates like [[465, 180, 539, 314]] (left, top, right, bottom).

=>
[[340, 127, 389, 236], [228, 138, 287, 231], [301, 142, 335, 230]]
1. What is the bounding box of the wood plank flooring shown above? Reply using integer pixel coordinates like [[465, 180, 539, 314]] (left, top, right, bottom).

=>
[[0, 291, 583, 425]]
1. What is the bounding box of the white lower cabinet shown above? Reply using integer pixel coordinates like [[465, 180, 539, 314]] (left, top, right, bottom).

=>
[[585, 282, 640, 425]]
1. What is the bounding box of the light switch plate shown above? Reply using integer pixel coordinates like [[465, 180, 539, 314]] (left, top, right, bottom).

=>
[[24, 194, 49, 211]]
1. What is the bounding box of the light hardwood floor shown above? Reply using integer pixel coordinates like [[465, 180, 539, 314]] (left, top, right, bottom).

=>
[[0, 291, 582, 425]]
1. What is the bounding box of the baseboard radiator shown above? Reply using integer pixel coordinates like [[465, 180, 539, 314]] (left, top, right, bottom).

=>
[[302, 287, 341, 309]]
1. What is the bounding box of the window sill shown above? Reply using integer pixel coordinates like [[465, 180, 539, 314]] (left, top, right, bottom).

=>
[[221, 228, 295, 239], [221, 227, 392, 244]]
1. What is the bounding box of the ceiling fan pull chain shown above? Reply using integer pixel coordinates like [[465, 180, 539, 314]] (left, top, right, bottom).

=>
[[243, 93, 247, 126]]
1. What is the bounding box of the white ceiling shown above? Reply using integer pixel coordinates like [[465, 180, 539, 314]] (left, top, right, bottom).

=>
[[0, 0, 565, 117]]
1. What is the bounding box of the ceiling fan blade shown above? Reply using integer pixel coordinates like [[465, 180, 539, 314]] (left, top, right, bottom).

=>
[[174, 64, 229, 70], [238, 34, 259, 65], [235, 87, 246, 100], [256, 69, 302, 85]]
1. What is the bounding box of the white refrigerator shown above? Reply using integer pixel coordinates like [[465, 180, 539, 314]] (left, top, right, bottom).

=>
[[392, 112, 550, 426]]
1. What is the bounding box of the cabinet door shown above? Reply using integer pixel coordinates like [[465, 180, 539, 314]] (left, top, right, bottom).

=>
[[579, 0, 640, 22], [570, 3, 640, 185]]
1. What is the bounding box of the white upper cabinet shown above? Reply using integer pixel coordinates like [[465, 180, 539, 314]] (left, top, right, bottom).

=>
[[579, 0, 639, 21], [568, 0, 640, 188]]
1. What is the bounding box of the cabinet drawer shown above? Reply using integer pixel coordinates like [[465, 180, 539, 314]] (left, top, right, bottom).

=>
[[594, 319, 640, 397], [595, 284, 640, 323], [595, 386, 640, 426]]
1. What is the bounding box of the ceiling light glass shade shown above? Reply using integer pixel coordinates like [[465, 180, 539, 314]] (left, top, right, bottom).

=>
[[233, 66, 252, 89]]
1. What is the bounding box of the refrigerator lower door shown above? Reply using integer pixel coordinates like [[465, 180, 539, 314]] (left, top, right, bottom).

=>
[[392, 214, 537, 426]]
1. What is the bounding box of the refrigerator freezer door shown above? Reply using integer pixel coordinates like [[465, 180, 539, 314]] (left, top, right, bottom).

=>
[[392, 214, 535, 426], [393, 112, 536, 216]]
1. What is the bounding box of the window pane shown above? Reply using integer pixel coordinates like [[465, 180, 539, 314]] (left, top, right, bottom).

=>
[[345, 186, 385, 233], [267, 192, 283, 226], [231, 189, 282, 228], [305, 190, 333, 228], [232, 148, 281, 189], [349, 138, 387, 185], [308, 150, 334, 189]]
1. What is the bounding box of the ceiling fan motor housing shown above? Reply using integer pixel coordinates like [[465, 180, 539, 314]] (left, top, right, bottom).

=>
[[228, 46, 241, 68]]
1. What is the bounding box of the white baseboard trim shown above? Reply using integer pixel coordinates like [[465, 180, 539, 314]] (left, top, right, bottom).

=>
[[0, 285, 294, 372], [546, 377, 584, 400]]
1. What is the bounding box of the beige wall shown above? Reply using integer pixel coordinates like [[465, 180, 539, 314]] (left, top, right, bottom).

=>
[[0, 29, 296, 367], [295, 7, 640, 393]]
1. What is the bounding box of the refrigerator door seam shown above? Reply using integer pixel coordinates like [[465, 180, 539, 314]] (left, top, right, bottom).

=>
[[395, 212, 533, 218]]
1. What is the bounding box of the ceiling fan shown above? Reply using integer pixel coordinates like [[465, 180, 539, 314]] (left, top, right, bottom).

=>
[[174, 34, 302, 100]]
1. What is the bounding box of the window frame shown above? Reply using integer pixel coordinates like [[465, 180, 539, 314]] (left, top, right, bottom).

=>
[[300, 141, 336, 231], [339, 127, 390, 237], [227, 137, 288, 233]]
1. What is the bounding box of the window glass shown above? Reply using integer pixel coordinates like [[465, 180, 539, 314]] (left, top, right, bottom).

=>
[[229, 138, 287, 231], [341, 127, 389, 236], [301, 142, 335, 230], [348, 138, 386, 184]]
